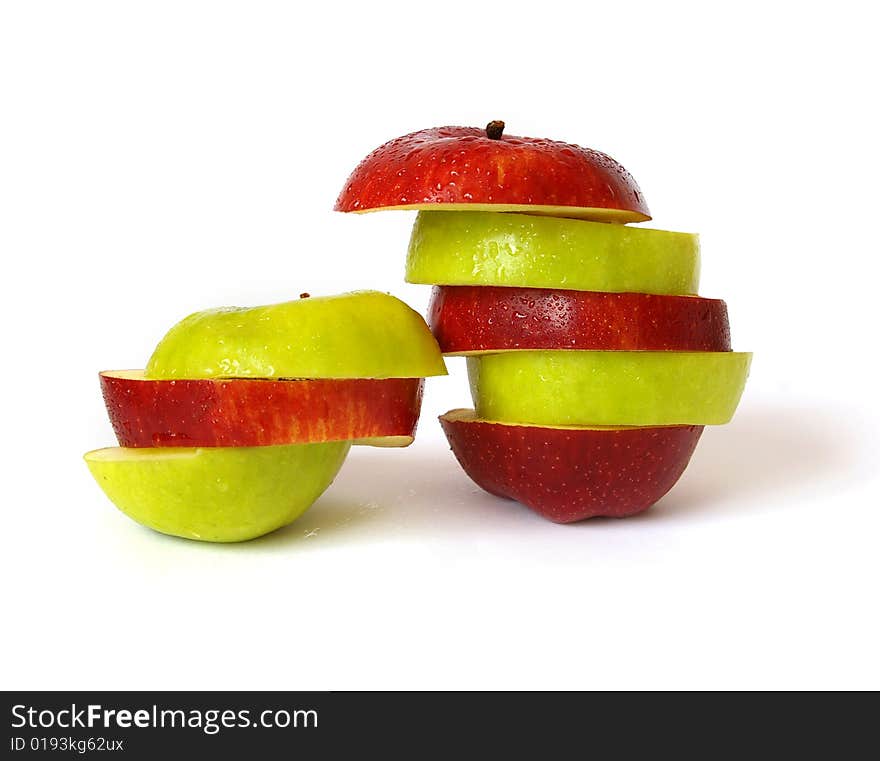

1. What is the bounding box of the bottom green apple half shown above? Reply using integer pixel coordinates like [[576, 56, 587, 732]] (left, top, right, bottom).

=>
[[468, 351, 751, 426], [84, 441, 351, 542]]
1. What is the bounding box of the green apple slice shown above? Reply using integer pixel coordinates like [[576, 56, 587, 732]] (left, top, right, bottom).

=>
[[468, 351, 751, 426], [145, 290, 447, 380], [406, 211, 700, 294], [84, 441, 350, 542]]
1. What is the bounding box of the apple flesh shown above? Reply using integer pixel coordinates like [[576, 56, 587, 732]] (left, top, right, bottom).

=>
[[440, 409, 703, 522], [468, 350, 751, 426], [84, 441, 350, 542], [428, 286, 731, 353], [334, 124, 650, 222], [100, 370, 424, 448], [145, 290, 447, 380], [406, 211, 699, 295]]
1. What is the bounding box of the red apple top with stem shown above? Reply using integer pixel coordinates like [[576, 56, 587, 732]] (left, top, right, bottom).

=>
[[335, 121, 650, 222]]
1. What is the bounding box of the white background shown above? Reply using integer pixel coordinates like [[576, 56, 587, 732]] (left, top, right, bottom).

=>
[[2, 1, 877, 690]]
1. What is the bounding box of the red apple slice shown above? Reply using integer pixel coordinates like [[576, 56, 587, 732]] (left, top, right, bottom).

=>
[[439, 409, 703, 522], [429, 286, 731, 353], [101, 371, 424, 448], [335, 123, 650, 222]]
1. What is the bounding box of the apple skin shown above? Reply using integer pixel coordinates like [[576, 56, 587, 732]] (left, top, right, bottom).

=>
[[406, 211, 699, 295], [428, 286, 731, 353], [84, 440, 350, 542], [334, 125, 650, 222], [468, 351, 752, 426], [439, 410, 703, 522], [145, 290, 447, 380], [100, 370, 424, 448]]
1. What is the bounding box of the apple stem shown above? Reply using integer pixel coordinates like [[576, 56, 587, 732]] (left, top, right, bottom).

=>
[[486, 120, 505, 140], [299, 292, 310, 299]]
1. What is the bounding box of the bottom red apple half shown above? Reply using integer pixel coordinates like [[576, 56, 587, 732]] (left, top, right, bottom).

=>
[[101, 370, 424, 448], [439, 409, 703, 522]]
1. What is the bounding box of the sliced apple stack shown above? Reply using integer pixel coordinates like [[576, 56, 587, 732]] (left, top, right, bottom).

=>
[[85, 291, 447, 541], [337, 123, 751, 522]]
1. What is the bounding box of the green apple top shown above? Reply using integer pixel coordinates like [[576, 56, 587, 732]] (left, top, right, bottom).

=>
[[145, 290, 448, 380]]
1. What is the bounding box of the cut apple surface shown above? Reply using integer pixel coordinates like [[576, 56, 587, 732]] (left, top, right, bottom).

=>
[[440, 409, 703, 522], [334, 124, 650, 222], [429, 286, 731, 353], [468, 351, 751, 426], [406, 211, 699, 295], [100, 370, 424, 448], [84, 441, 350, 542], [145, 290, 447, 380]]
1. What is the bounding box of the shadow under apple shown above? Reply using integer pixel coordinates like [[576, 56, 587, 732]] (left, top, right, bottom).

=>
[[245, 400, 857, 548], [644, 402, 857, 520], [248, 443, 517, 548]]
